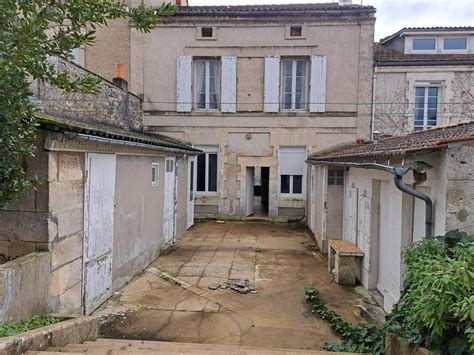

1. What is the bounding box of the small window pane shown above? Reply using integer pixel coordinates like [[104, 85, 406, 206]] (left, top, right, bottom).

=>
[[290, 26, 302, 37], [281, 175, 290, 193], [413, 38, 436, 50], [328, 169, 344, 186], [293, 175, 303, 194], [197, 154, 206, 192], [444, 38, 467, 50], [201, 27, 213, 38], [208, 153, 218, 192]]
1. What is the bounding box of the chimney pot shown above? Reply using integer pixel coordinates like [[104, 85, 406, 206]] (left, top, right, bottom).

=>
[[116, 63, 125, 80]]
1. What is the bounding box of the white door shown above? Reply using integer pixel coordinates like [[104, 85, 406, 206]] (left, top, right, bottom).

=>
[[246, 167, 254, 216], [163, 157, 176, 244], [84, 153, 116, 314], [309, 167, 316, 230], [344, 187, 358, 244], [357, 196, 371, 271], [187, 157, 196, 229]]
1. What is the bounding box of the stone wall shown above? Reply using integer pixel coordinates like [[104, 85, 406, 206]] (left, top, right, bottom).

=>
[[47, 151, 85, 315], [31, 56, 143, 132], [445, 142, 474, 234], [0, 252, 51, 322], [0, 132, 50, 258]]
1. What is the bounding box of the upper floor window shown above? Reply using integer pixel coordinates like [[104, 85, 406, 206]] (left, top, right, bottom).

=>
[[279, 146, 306, 196], [414, 86, 439, 131], [201, 27, 213, 38], [195, 59, 220, 110], [443, 37, 467, 50], [196, 145, 219, 194], [281, 58, 308, 110], [290, 26, 302, 37], [412, 38, 436, 51]]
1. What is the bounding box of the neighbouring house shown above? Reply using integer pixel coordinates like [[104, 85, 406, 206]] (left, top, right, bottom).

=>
[[84, 1, 376, 220], [306, 121, 474, 312], [0, 57, 200, 321], [374, 27, 474, 135]]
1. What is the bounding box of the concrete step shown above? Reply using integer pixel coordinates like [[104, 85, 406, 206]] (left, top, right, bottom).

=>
[[28, 338, 355, 354]]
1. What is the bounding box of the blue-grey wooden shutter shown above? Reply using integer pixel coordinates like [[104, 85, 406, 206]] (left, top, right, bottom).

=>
[[310, 55, 327, 113], [176, 56, 192, 112], [264, 56, 280, 112], [221, 56, 237, 113]]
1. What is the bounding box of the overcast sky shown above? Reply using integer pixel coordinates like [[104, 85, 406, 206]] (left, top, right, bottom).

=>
[[189, 0, 474, 40]]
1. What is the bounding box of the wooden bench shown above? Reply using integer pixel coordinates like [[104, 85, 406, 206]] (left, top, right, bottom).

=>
[[328, 240, 364, 285]]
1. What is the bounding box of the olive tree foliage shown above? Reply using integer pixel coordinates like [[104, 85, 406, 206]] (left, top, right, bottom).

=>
[[0, 0, 175, 207]]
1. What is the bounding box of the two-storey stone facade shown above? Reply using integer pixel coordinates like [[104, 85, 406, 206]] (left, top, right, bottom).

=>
[[86, 2, 375, 221]]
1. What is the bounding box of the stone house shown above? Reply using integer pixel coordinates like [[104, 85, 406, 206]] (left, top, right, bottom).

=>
[[84, 1, 376, 221], [0, 57, 199, 320], [306, 121, 474, 312], [374, 27, 474, 136]]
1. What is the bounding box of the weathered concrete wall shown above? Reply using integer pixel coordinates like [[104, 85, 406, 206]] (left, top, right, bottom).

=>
[[0, 252, 51, 322], [445, 142, 474, 234], [176, 157, 189, 238], [112, 154, 165, 291], [32, 56, 143, 132], [47, 151, 86, 316], [0, 132, 50, 258]]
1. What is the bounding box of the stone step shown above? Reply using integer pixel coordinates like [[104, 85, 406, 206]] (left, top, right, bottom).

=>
[[29, 338, 356, 354]]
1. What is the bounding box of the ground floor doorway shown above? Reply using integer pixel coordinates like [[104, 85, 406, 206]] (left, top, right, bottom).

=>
[[246, 166, 270, 218]]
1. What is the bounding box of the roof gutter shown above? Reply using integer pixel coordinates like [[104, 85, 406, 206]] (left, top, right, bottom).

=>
[[63, 131, 200, 155], [307, 160, 433, 239]]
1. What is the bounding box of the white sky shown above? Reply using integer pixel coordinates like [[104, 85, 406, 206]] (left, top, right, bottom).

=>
[[188, 0, 474, 41]]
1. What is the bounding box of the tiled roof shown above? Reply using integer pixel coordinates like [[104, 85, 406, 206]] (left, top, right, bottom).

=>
[[375, 44, 474, 66], [175, 3, 375, 17], [37, 115, 201, 153], [379, 26, 474, 44], [308, 121, 474, 162]]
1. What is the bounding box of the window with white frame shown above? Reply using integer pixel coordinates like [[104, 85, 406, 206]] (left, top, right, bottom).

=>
[[195, 59, 220, 110], [151, 163, 159, 187], [412, 38, 436, 51], [196, 145, 219, 194], [443, 37, 467, 51], [281, 58, 308, 110], [279, 146, 306, 195], [414, 86, 440, 131]]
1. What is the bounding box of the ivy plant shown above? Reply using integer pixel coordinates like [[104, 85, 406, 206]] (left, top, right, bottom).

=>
[[0, 0, 176, 207], [306, 230, 473, 354]]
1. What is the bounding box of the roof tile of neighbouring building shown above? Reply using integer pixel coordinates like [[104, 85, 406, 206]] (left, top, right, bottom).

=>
[[308, 121, 474, 162], [375, 44, 474, 66], [379, 26, 474, 44], [175, 3, 375, 17], [37, 115, 201, 153]]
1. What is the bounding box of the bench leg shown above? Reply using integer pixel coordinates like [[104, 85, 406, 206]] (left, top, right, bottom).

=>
[[335, 255, 356, 285]]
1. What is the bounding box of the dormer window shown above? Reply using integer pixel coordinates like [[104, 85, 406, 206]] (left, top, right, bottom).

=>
[[443, 38, 467, 50], [412, 38, 436, 51]]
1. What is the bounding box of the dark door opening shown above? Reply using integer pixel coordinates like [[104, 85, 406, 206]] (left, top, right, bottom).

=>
[[252, 167, 269, 218]]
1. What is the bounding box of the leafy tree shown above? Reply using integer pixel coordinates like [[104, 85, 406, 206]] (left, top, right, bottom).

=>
[[0, 0, 176, 207]]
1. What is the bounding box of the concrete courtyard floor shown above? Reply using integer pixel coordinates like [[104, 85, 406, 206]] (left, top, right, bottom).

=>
[[96, 221, 379, 351]]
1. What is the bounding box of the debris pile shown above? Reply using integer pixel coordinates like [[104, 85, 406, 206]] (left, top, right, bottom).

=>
[[208, 279, 257, 294]]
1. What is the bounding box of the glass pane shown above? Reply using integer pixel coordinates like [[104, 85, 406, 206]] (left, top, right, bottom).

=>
[[415, 96, 424, 107], [444, 38, 467, 50], [283, 94, 292, 109], [295, 92, 304, 109], [415, 108, 424, 120], [328, 176, 335, 185], [284, 77, 292, 93], [208, 154, 218, 192], [293, 175, 303, 194], [414, 126, 423, 132], [415, 87, 425, 97], [281, 175, 290, 194], [427, 109, 437, 121], [197, 154, 206, 192], [209, 93, 218, 109], [151, 166, 156, 183], [296, 60, 306, 76], [413, 38, 436, 50], [428, 87, 438, 97], [283, 60, 292, 76]]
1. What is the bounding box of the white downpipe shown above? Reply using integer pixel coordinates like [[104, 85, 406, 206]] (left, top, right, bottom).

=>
[[370, 69, 378, 141]]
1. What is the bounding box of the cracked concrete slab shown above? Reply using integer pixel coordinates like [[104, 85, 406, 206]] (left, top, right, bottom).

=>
[[97, 221, 382, 351]]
